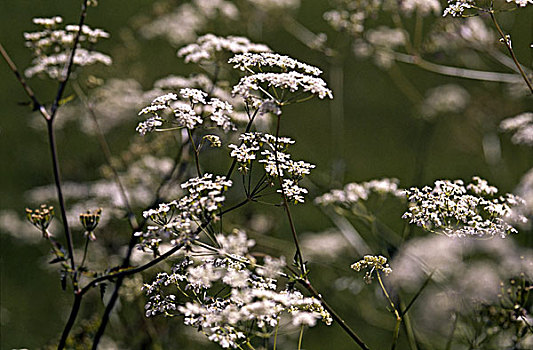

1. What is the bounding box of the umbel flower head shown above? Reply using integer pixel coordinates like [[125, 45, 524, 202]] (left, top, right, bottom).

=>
[[79, 208, 102, 241], [23, 16, 111, 79], [402, 177, 527, 238], [352, 255, 392, 284], [229, 52, 333, 102], [25, 204, 54, 239]]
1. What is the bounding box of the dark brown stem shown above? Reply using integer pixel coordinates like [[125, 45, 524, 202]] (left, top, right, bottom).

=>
[[57, 293, 82, 350], [0, 43, 48, 116], [298, 279, 370, 350], [46, 120, 77, 280], [50, 0, 90, 118], [489, 11, 533, 94]]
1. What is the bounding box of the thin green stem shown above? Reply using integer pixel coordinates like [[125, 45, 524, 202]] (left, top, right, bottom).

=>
[[273, 322, 279, 350], [297, 325, 304, 350], [273, 114, 305, 273], [188, 128, 202, 177], [226, 108, 260, 179], [393, 52, 521, 83], [79, 236, 90, 270], [489, 11, 533, 94], [376, 272, 402, 350]]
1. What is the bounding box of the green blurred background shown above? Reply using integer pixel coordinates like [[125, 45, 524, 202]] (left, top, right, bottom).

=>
[[1, 0, 532, 349]]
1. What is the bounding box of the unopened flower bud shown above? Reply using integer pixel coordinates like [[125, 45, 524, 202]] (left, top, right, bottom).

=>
[[25, 204, 54, 239], [80, 208, 102, 241]]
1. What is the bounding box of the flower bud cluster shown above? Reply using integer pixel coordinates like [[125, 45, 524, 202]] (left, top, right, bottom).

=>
[[402, 177, 528, 238], [79, 208, 102, 241], [25, 204, 54, 239], [351, 255, 392, 284]]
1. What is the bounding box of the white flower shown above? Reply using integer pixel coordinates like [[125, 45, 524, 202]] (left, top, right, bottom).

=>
[[315, 178, 404, 207], [400, 0, 441, 16], [402, 177, 527, 238], [419, 84, 470, 120], [443, 1, 475, 17], [232, 71, 333, 99], [506, 0, 533, 7], [229, 52, 322, 76], [277, 179, 309, 203], [500, 112, 533, 147], [178, 34, 270, 63]]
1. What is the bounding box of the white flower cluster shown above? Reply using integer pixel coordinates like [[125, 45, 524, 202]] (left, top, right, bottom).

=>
[[233, 71, 333, 100], [136, 88, 234, 135], [143, 231, 331, 348], [443, 0, 476, 17], [419, 84, 470, 120], [229, 132, 315, 203], [353, 26, 407, 68], [400, 0, 441, 16], [507, 0, 533, 6], [140, 0, 239, 46], [137, 174, 233, 255], [351, 255, 392, 284], [402, 177, 528, 238], [500, 112, 533, 147], [230, 52, 322, 76], [24, 16, 111, 79], [315, 178, 404, 207], [178, 34, 271, 64], [230, 52, 332, 101], [323, 0, 382, 36]]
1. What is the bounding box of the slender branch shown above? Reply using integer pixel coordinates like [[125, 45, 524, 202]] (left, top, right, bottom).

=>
[[273, 114, 305, 272], [0, 43, 49, 117], [376, 272, 402, 350], [72, 82, 138, 229], [188, 128, 202, 177], [57, 293, 82, 350], [393, 52, 522, 83], [46, 120, 77, 278], [79, 236, 90, 270], [298, 278, 370, 350], [489, 11, 533, 94], [50, 0, 90, 118], [81, 237, 188, 295], [226, 108, 260, 179]]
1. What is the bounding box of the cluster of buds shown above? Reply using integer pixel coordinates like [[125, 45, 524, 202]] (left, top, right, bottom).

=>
[[351, 255, 392, 284], [79, 208, 102, 241], [25, 204, 54, 239]]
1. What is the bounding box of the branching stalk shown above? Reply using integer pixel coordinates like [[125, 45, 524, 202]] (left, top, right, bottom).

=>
[[489, 11, 533, 94]]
